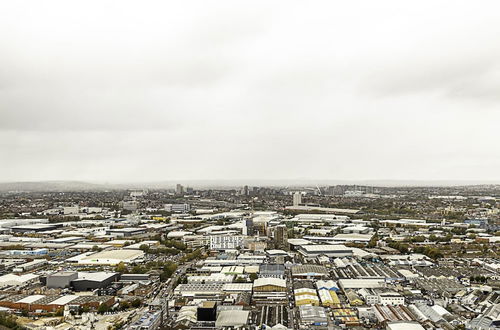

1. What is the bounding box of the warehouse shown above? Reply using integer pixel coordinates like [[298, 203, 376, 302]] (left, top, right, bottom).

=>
[[215, 310, 250, 328], [338, 279, 386, 290], [0, 274, 39, 287], [299, 305, 328, 327], [297, 244, 353, 259], [0, 294, 114, 312], [10, 223, 63, 233], [106, 227, 146, 237], [77, 249, 144, 265], [71, 272, 120, 291], [259, 264, 285, 278], [253, 278, 287, 304], [174, 283, 225, 299], [291, 265, 329, 279], [46, 271, 78, 289], [13, 259, 48, 273]]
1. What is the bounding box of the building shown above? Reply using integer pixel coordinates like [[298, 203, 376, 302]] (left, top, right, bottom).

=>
[[215, 310, 250, 328], [210, 235, 244, 250], [0, 294, 114, 313], [259, 264, 285, 278], [165, 204, 191, 213], [274, 225, 288, 249], [71, 272, 120, 291], [122, 200, 139, 211], [253, 278, 287, 304], [244, 218, 255, 236], [10, 223, 63, 233], [197, 301, 217, 321], [176, 184, 184, 195], [63, 206, 79, 215], [291, 265, 329, 279], [360, 289, 404, 306], [187, 274, 233, 283], [293, 192, 302, 206], [106, 227, 146, 237], [299, 305, 328, 327], [77, 249, 144, 265], [13, 259, 47, 273], [46, 272, 78, 289], [297, 244, 353, 259], [0, 274, 39, 287]]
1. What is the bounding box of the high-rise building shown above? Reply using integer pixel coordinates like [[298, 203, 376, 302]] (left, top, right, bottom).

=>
[[293, 192, 302, 206], [245, 218, 255, 236], [275, 225, 288, 249], [176, 184, 184, 195], [240, 185, 249, 196]]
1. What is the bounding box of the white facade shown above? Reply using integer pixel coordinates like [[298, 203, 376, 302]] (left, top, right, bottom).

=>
[[165, 203, 191, 213], [210, 235, 244, 250], [293, 192, 302, 206]]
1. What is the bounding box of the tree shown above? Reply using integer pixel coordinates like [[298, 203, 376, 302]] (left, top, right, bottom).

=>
[[131, 298, 142, 308], [139, 244, 150, 253], [119, 301, 130, 310], [249, 273, 258, 281], [98, 303, 109, 314], [115, 262, 127, 273]]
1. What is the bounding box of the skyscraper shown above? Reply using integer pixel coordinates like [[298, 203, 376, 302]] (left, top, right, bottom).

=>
[[176, 184, 184, 195], [293, 192, 302, 206], [275, 225, 288, 249]]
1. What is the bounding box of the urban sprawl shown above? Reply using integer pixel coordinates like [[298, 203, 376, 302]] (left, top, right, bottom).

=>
[[0, 184, 499, 330]]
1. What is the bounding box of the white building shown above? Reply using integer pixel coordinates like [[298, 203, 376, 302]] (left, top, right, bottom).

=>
[[210, 236, 244, 250], [63, 206, 79, 215], [293, 192, 302, 206], [165, 204, 191, 213]]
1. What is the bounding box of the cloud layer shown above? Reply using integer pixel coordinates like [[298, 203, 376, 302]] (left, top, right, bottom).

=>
[[1, 1, 499, 182]]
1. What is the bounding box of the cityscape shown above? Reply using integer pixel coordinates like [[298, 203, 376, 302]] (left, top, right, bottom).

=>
[[1, 0, 500, 329], [0, 184, 498, 329]]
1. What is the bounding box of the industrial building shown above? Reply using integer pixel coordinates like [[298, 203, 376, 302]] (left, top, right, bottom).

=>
[[253, 278, 287, 304], [0, 294, 114, 312], [77, 249, 144, 265], [297, 244, 353, 259]]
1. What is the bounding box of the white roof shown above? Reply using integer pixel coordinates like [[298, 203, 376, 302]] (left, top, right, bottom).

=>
[[301, 244, 351, 252], [76, 272, 118, 282], [50, 295, 79, 305], [215, 310, 249, 327], [253, 277, 286, 288], [80, 249, 144, 263], [223, 283, 253, 291], [0, 273, 39, 284], [387, 322, 425, 330], [295, 294, 320, 301], [17, 295, 45, 304]]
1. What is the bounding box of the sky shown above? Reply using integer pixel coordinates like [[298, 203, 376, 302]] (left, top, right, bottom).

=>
[[1, 1, 499, 183]]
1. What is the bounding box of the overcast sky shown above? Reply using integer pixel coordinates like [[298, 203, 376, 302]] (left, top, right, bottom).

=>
[[1, 1, 499, 183]]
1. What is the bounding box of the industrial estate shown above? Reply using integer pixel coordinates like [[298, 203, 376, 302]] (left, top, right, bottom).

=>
[[0, 183, 498, 330]]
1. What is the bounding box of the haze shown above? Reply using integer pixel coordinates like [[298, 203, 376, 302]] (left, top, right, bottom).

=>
[[1, 1, 499, 183]]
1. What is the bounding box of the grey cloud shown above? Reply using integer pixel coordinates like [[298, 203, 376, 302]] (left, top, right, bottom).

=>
[[0, 1, 499, 181]]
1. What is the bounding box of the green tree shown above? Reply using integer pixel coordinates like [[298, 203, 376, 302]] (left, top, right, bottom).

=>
[[131, 298, 142, 308], [98, 303, 109, 314]]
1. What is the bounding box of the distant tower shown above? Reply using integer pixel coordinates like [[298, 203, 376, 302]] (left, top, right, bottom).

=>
[[293, 192, 302, 206], [241, 185, 249, 196], [176, 184, 184, 195]]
